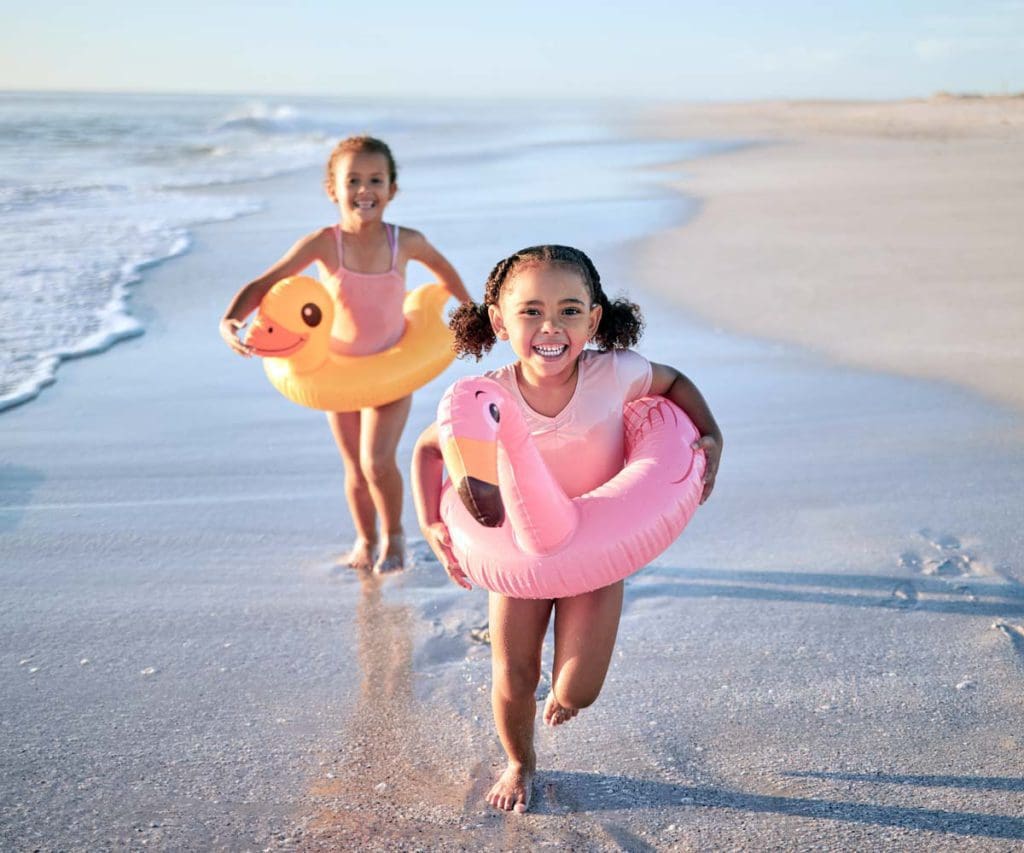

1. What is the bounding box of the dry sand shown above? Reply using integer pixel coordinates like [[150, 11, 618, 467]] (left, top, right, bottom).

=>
[[632, 96, 1024, 412]]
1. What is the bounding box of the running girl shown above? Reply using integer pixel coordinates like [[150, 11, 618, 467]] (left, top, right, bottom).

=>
[[412, 244, 721, 812]]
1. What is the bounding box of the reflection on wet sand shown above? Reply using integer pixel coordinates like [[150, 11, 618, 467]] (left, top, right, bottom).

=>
[[297, 567, 628, 850], [302, 572, 481, 846]]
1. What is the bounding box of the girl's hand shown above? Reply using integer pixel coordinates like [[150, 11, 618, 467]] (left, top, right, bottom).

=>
[[220, 317, 252, 357], [691, 435, 721, 504], [423, 521, 471, 590]]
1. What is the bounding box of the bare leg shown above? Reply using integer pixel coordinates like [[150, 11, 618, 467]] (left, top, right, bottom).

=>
[[326, 410, 377, 569], [359, 395, 412, 573], [487, 592, 553, 813], [546, 581, 624, 726]]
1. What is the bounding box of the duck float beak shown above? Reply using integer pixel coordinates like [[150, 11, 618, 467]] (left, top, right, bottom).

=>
[[243, 310, 307, 358], [441, 436, 504, 527]]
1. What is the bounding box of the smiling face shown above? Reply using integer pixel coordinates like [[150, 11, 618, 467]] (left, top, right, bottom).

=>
[[488, 262, 602, 385], [330, 150, 397, 224]]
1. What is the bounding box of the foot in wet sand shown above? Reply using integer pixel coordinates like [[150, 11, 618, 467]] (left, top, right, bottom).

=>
[[543, 692, 579, 727], [373, 533, 405, 574], [487, 760, 534, 813], [344, 537, 376, 571]]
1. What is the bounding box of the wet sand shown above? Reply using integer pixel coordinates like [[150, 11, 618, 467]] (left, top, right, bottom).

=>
[[3, 111, 1024, 850], [632, 96, 1024, 412]]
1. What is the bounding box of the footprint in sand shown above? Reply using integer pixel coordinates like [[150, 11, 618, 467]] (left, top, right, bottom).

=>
[[929, 553, 975, 577], [469, 624, 491, 645], [889, 580, 919, 609], [899, 535, 986, 604], [992, 621, 1024, 668], [908, 529, 982, 579], [951, 583, 978, 602]]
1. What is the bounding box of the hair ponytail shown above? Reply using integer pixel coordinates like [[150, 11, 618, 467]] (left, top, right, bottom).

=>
[[593, 293, 643, 351], [449, 301, 496, 360]]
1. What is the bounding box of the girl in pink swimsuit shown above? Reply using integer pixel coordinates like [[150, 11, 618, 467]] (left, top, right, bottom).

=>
[[221, 136, 470, 573], [412, 245, 722, 813]]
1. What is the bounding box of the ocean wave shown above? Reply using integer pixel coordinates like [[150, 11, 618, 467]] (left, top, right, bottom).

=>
[[215, 102, 336, 136], [0, 182, 129, 214], [212, 101, 423, 141], [1, 92, 686, 417], [152, 149, 326, 190], [0, 187, 261, 414]]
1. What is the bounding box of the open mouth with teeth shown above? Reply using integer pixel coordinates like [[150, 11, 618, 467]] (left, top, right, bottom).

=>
[[353, 199, 377, 210], [533, 343, 568, 359]]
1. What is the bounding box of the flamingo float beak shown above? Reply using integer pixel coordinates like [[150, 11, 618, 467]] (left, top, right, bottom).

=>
[[442, 436, 504, 527]]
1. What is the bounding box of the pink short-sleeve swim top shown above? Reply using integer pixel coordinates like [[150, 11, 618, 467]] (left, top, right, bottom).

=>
[[486, 349, 653, 499], [319, 223, 406, 357]]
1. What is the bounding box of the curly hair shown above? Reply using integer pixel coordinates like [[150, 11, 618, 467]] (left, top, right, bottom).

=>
[[449, 245, 644, 360], [324, 136, 398, 202]]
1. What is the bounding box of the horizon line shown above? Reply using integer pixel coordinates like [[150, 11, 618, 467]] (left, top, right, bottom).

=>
[[3, 86, 1017, 104]]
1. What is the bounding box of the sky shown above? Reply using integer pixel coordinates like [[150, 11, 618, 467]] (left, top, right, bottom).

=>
[[1, 0, 1021, 100]]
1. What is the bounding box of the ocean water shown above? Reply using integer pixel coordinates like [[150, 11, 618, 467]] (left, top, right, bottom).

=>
[[0, 92, 719, 412]]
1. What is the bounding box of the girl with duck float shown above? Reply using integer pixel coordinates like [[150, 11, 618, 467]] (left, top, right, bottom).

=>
[[412, 245, 722, 813], [220, 136, 470, 573]]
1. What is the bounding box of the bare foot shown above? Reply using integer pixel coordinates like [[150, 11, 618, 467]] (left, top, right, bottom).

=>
[[373, 533, 405, 574], [543, 692, 579, 727], [344, 537, 376, 571], [487, 760, 534, 813]]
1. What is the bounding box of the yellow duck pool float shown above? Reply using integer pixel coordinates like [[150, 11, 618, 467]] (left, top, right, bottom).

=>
[[243, 276, 455, 411]]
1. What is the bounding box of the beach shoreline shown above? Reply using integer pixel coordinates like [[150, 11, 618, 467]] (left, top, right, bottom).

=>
[[630, 96, 1024, 413], [3, 99, 1024, 850]]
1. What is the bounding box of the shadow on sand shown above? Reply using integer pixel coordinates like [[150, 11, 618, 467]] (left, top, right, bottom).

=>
[[538, 770, 1024, 839], [783, 770, 1024, 792], [625, 566, 1024, 618]]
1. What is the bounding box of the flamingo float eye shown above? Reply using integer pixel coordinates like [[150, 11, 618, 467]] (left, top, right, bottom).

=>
[[301, 303, 322, 327], [478, 399, 501, 431], [473, 388, 501, 431]]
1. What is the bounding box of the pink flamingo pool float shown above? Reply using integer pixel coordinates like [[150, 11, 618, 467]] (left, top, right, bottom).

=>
[[437, 375, 705, 598]]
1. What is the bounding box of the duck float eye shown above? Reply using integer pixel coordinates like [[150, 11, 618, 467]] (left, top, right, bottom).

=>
[[301, 303, 322, 327], [489, 403, 500, 423]]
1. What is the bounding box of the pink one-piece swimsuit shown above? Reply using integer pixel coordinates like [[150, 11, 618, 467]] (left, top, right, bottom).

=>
[[486, 349, 653, 499], [320, 223, 406, 357]]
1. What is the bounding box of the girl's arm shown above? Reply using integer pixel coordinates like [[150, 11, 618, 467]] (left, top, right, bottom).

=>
[[219, 228, 331, 356], [649, 362, 723, 504], [402, 228, 472, 304], [412, 422, 472, 589]]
